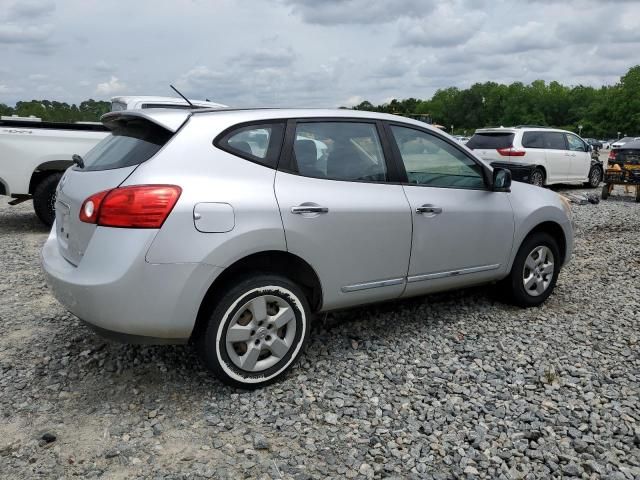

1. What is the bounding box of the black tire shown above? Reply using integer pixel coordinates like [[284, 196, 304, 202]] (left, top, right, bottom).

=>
[[530, 168, 545, 188], [502, 232, 561, 308], [585, 166, 602, 188], [33, 173, 63, 226], [196, 274, 311, 389], [601, 184, 609, 200]]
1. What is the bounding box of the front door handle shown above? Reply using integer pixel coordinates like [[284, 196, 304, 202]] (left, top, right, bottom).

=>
[[291, 205, 329, 214], [416, 205, 442, 214]]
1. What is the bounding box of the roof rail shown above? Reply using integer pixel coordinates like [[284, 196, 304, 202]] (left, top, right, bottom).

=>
[[513, 125, 553, 129]]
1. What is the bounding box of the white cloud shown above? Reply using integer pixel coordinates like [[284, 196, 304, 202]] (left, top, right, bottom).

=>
[[95, 76, 126, 96]]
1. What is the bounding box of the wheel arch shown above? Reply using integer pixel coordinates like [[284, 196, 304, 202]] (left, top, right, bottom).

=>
[[522, 221, 567, 264], [191, 250, 323, 342], [29, 160, 71, 194]]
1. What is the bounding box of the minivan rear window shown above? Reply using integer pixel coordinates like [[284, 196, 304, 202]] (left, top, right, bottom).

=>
[[466, 132, 514, 149], [79, 118, 172, 172]]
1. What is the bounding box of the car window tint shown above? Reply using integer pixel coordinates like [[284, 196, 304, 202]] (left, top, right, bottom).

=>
[[217, 122, 285, 168], [543, 132, 566, 150], [390, 125, 485, 189], [566, 134, 586, 152], [466, 132, 514, 149], [522, 131, 545, 148], [294, 122, 387, 182]]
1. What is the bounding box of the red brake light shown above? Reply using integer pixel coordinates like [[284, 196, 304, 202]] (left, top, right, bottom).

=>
[[497, 147, 526, 157], [79, 185, 182, 228]]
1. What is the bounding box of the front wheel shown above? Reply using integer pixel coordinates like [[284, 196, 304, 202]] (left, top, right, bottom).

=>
[[33, 173, 63, 226], [197, 274, 311, 389], [585, 166, 603, 188], [503, 232, 561, 307]]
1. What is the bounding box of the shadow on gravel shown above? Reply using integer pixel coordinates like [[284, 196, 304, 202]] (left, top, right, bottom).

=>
[[0, 207, 50, 234]]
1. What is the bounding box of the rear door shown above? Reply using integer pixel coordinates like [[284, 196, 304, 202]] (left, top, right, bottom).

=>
[[55, 116, 175, 265], [386, 123, 514, 297], [541, 131, 570, 183], [565, 133, 590, 181], [274, 119, 412, 310]]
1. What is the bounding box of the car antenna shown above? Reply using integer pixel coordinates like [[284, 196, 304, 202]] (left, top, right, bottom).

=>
[[170, 84, 196, 109]]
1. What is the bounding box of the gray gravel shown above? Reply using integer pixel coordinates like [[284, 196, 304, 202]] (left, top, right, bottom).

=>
[[1, 185, 639, 479]]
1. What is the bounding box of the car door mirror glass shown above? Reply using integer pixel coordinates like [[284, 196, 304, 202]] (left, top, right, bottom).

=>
[[492, 167, 511, 192]]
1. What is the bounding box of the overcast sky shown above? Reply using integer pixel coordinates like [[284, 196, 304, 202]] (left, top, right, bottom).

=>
[[1, 0, 639, 108]]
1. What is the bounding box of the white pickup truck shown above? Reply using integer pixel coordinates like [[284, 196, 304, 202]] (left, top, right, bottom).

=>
[[0, 96, 226, 225]]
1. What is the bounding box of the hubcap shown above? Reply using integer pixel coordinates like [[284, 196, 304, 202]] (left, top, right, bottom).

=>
[[225, 294, 297, 372], [523, 246, 555, 297]]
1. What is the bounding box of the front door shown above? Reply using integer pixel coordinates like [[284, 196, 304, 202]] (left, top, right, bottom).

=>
[[274, 120, 412, 310], [385, 124, 515, 297], [565, 133, 591, 181]]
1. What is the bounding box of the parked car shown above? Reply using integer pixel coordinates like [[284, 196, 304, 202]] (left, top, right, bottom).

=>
[[466, 126, 603, 188], [0, 96, 227, 225], [42, 108, 574, 388], [611, 136, 640, 149], [584, 138, 603, 151]]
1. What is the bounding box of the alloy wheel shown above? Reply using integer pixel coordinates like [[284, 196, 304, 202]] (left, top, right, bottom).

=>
[[522, 246, 555, 297]]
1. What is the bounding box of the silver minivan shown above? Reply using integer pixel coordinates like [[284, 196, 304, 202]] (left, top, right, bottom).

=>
[[41, 108, 574, 388]]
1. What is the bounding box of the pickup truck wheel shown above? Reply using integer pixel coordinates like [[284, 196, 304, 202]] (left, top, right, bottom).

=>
[[530, 168, 545, 187], [197, 274, 311, 389], [585, 166, 602, 188], [503, 232, 560, 308], [33, 173, 62, 226]]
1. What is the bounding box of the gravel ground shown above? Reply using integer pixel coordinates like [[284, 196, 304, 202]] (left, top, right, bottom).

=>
[[1, 184, 639, 480]]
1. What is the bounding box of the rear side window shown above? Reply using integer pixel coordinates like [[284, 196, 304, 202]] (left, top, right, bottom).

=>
[[543, 132, 566, 150], [215, 122, 285, 169], [466, 132, 514, 149], [80, 118, 172, 172], [522, 131, 545, 148], [293, 122, 387, 182]]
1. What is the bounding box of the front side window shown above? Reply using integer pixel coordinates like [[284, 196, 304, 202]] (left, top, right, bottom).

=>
[[216, 122, 285, 168], [543, 132, 567, 150], [566, 133, 586, 152], [293, 122, 387, 181], [390, 125, 485, 189]]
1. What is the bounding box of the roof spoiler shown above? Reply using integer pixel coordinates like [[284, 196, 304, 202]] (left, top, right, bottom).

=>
[[101, 109, 191, 133]]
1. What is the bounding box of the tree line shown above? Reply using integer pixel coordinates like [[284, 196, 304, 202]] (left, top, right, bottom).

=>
[[351, 65, 640, 139], [0, 99, 111, 123], [2, 65, 638, 138]]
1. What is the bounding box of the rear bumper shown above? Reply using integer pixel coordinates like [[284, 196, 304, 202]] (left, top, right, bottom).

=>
[[490, 161, 535, 184], [41, 224, 221, 342]]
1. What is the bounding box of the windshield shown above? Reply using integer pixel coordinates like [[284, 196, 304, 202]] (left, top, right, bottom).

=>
[[79, 118, 172, 172]]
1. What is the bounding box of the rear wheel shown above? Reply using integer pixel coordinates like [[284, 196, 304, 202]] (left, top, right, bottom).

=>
[[197, 274, 311, 389], [530, 168, 545, 187], [585, 166, 603, 188], [33, 173, 63, 226], [503, 232, 560, 307]]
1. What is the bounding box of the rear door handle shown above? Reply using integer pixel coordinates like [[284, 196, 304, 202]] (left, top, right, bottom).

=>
[[291, 205, 329, 214], [416, 205, 442, 214]]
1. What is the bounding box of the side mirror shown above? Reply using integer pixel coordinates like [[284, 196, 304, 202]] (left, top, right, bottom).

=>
[[492, 167, 511, 192]]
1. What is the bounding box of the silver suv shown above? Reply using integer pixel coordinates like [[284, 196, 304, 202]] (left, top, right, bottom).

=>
[[42, 108, 574, 388]]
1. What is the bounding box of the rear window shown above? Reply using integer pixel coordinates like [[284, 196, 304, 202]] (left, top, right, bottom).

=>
[[79, 118, 172, 172], [466, 132, 514, 149]]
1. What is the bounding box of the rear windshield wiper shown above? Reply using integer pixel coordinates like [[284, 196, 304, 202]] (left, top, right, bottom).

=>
[[72, 154, 85, 169]]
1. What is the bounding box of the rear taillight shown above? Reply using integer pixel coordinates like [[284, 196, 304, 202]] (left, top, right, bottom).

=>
[[79, 185, 182, 228], [497, 147, 526, 157], [608, 150, 616, 161]]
